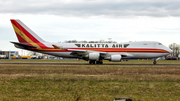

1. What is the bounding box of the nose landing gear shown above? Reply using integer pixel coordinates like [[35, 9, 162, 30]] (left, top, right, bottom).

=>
[[153, 59, 157, 65]]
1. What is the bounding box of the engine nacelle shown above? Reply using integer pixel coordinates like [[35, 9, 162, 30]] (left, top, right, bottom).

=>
[[111, 55, 122, 62], [89, 53, 100, 60]]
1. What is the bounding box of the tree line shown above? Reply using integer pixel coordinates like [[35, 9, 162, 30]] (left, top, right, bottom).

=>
[[62, 40, 117, 43], [169, 43, 180, 57]]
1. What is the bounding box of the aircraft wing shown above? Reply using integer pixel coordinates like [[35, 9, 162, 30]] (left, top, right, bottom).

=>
[[52, 44, 107, 53], [52, 44, 86, 52], [52, 44, 133, 58]]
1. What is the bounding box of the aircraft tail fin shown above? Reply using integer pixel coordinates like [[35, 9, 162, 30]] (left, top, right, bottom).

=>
[[10, 19, 45, 43]]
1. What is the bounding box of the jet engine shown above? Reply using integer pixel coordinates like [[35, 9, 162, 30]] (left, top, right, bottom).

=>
[[88, 53, 100, 60], [111, 55, 122, 62]]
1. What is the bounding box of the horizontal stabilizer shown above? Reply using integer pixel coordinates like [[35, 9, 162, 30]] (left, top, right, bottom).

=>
[[10, 42, 37, 49]]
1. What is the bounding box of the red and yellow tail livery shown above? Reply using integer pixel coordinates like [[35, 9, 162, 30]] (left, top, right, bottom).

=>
[[10, 19, 53, 50]]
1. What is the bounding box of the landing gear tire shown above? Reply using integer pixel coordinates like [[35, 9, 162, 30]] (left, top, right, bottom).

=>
[[96, 61, 103, 64], [89, 60, 95, 64], [96, 61, 100, 64], [89, 60, 103, 64]]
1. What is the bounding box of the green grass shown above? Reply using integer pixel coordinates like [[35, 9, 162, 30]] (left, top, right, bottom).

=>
[[0, 59, 180, 64], [0, 60, 180, 101]]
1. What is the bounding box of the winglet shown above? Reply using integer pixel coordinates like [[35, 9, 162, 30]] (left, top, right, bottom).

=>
[[52, 44, 64, 49], [52, 45, 60, 49]]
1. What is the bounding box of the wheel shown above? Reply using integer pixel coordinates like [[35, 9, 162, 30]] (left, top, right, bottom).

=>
[[89, 60, 92, 64], [96, 60, 103, 64], [89, 60, 95, 64], [96, 61, 100, 64]]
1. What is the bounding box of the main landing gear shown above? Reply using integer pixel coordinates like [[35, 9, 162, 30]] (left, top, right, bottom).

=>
[[89, 60, 103, 64]]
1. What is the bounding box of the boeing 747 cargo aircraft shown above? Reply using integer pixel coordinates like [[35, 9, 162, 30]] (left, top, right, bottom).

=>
[[10, 19, 172, 64]]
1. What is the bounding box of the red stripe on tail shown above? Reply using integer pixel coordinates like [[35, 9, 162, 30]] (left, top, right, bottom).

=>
[[11, 19, 53, 49]]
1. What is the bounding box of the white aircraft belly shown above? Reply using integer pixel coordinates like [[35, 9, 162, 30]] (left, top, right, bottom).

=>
[[129, 53, 167, 59]]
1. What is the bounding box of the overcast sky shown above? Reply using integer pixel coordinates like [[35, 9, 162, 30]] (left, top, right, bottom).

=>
[[1, 0, 180, 54]]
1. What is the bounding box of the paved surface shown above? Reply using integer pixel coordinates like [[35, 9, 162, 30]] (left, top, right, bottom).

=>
[[1, 63, 180, 65]]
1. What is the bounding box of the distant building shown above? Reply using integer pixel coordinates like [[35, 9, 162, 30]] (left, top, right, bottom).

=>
[[0, 51, 19, 59]]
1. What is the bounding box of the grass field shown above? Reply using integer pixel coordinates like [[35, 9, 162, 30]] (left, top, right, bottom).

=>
[[0, 60, 180, 101]]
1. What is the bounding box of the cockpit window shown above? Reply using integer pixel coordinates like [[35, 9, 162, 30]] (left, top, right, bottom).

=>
[[158, 43, 163, 45]]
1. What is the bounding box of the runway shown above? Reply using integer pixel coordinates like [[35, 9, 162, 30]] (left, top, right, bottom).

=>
[[1, 63, 180, 65]]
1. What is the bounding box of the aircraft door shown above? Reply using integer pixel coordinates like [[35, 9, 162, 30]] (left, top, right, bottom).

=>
[[154, 43, 156, 47]]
